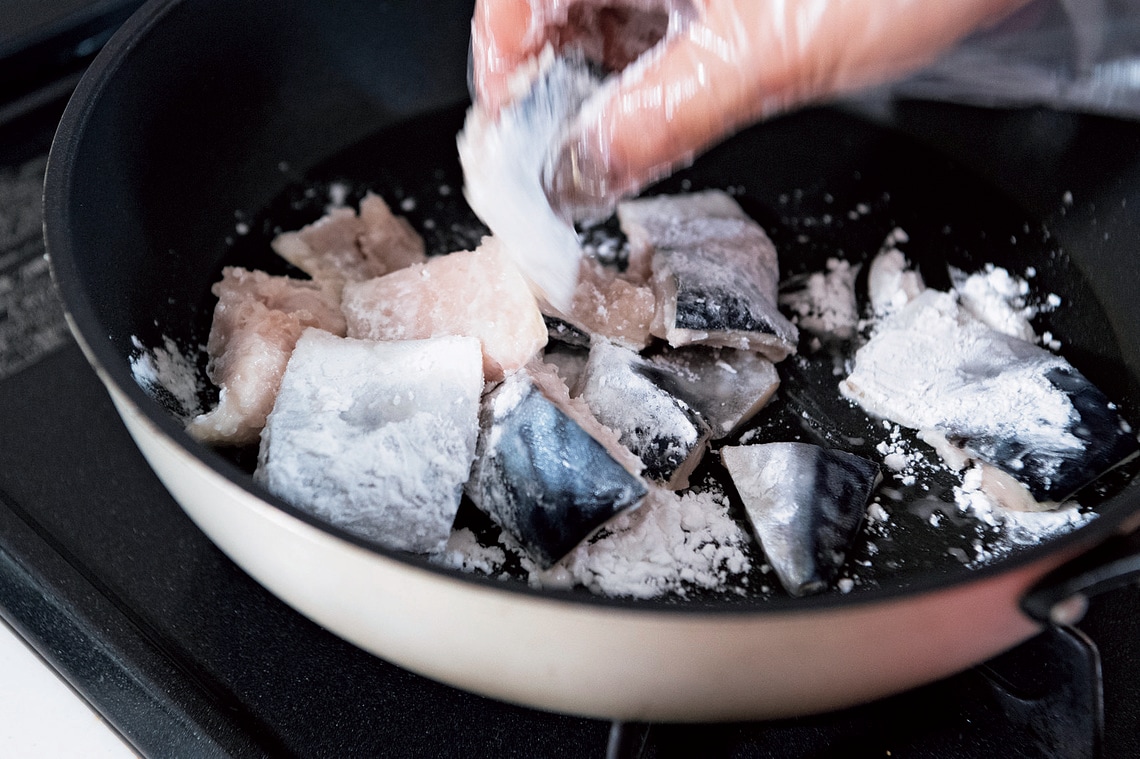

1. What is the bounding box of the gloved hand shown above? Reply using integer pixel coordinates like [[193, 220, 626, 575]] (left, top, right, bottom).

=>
[[471, 0, 1033, 220]]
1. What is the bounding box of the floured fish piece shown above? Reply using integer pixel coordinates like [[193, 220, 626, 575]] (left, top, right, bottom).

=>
[[617, 189, 750, 284], [840, 289, 1139, 510], [721, 443, 879, 597], [649, 217, 799, 360], [187, 267, 345, 446], [256, 330, 483, 554], [617, 191, 798, 360], [341, 236, 547, 382], [577, 339, 712, 490], [467, 364, 648, 568], [271, 192, 425, 287], [541, 257, 656, 349], [641, 346, 780, 440], [458, 49, 597, 311], [526, 359, 646, 477]]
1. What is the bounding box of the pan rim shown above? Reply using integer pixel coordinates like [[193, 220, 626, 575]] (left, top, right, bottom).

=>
[[42, 0, 1140, 618]]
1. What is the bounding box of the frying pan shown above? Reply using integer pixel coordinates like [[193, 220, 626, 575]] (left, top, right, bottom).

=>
[[44, 0, 1140, 721]]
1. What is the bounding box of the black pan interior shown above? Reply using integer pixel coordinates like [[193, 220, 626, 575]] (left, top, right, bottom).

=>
[[47, 0, 1140, 610]]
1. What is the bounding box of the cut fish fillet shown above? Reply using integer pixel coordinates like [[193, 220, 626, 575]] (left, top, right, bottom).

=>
[[721, 442, 878, 597], [541, 257, 656, 349], [187, 267, 345, 445], [271, 192, 425, 287], [256, 330, 484, 554], [618, 191, 798, 360], [841, 289, 1139, 509], [577, 340, 711, 490], [341, 237, 548, 382], [467, 364, 648, 568], [641, 346, 780, 440], [618, 189, 751, 284]]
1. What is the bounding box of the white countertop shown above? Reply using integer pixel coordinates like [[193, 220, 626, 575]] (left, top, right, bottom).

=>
[[0, 619, 137, 758]]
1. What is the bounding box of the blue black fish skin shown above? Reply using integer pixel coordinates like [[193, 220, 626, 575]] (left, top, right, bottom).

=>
[[722, 443, 879, 597], [951, 367, 1139, 503], [578, 340, 712, 489], [468, 378, 648, 568]]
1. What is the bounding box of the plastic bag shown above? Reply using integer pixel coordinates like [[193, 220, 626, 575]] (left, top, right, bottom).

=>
[[890, 0, 1140, 119]]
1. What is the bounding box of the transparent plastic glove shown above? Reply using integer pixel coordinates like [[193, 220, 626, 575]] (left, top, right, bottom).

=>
[[471, 0, 1032, 221]]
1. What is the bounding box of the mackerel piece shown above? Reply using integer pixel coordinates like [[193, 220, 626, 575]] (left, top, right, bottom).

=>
[[577, 340, 712, 490], [618, 191, 798, 361], [641, 346, 780, 440], [457, 51, 596, 310], [618, 189, 751, 284], [468, 368, 648, 568], [841, 289, 1139, 509], [188, 267, 346, 446], [342, 237, 548, 383], [721, 443, 878, 597], [256, 330, 483, 554]]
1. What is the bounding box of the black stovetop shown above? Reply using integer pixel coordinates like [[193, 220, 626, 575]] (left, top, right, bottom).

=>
[[2, 5, 1140, 758]]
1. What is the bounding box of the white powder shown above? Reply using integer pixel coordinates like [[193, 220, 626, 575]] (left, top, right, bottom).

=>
[[129, 335, 205, 421], [779, 258, 859, 339], [953, 464, 1094, 555], [447, 484, 754, 599], [867, 229, 923, 318], [532, 486, 753, 599], [950, 264, 1036, 343], [441, 528, 507, 575]]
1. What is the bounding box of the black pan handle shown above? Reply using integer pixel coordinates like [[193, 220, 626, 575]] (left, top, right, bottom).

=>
[[1021, 527, 1140, 624]]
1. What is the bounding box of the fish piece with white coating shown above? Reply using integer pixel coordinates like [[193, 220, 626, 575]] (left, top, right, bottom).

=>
[[341, 236, 548, 382], [256, 330, 484, 554], [467, 365, 648, 568], [187, 266, 346, 446], [618, 191, 798, 360], [577, 339, 712, 490], [618, 189, 751, 285], [271, 192, 425, 287], [641, 345, 780, 440], [840, 288, 1139, 510]]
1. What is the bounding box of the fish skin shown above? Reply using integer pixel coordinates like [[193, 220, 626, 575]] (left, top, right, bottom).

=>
[[618, 189, 752, 285], [653, 220, 798, 357], [577, 339, 712, 490], [544, 314, 591, 349], [616, 191, 798, 360], [468, 371, 648, 568], [947, 367, 1139, 503], [255, 331, 484, 555], [721, 443, 878, 597], [639, 346, 780, 440], [841, 289, 1138, 507]]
